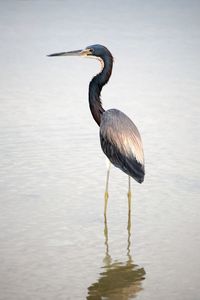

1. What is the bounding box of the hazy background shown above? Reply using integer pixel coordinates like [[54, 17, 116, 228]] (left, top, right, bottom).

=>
[[0, 1, 200, 299]]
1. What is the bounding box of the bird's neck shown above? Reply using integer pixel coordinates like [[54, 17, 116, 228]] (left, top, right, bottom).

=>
[[89, 54, 113, 126]]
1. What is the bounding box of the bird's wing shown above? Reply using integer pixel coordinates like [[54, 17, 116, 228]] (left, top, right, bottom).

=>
[[100, 109, 145, 182]]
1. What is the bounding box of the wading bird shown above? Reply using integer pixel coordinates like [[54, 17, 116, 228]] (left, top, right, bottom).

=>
[[48, 44, 145, 216]]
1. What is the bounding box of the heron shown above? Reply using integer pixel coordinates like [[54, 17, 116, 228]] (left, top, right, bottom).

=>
[[48, 44, 145, 216]]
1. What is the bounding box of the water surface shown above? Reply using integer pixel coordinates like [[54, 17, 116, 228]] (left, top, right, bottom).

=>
[[0, 1, 200, 299]]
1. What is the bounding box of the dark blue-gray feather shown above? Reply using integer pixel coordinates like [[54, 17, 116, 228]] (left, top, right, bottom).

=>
[[100, 109, 145, 183]]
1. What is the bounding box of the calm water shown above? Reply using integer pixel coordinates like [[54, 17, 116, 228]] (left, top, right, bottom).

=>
[[0, 1, 200, 299]]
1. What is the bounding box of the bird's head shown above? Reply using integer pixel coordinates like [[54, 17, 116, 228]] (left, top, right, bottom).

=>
[[47, 44, 112, 61]]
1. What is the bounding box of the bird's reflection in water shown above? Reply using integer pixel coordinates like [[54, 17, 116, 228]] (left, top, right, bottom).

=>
[[87, 215, 145, 299]]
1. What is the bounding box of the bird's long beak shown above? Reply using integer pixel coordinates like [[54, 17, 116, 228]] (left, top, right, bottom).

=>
[[47, 48, 91, 57]]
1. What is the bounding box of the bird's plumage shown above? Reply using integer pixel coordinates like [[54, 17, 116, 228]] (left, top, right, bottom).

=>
[[86, 45, 145, 183], [100, 109, 145, 183]]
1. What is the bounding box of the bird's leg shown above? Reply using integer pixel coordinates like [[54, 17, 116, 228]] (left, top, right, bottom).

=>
[[104, 159, 111, 216], [127, 176, 132, 214]]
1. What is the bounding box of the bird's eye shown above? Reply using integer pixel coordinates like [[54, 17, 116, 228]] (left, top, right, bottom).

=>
[[89, 48, 94, 55]]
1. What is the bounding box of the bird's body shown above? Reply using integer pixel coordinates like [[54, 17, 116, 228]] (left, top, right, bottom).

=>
[[86, 45, 145, 184], [100, 109, 144, 183], [48, 44, 145, 214]]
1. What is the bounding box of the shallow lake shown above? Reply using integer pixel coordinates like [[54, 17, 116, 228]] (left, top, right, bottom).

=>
[[0, 1, 200, 299]]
